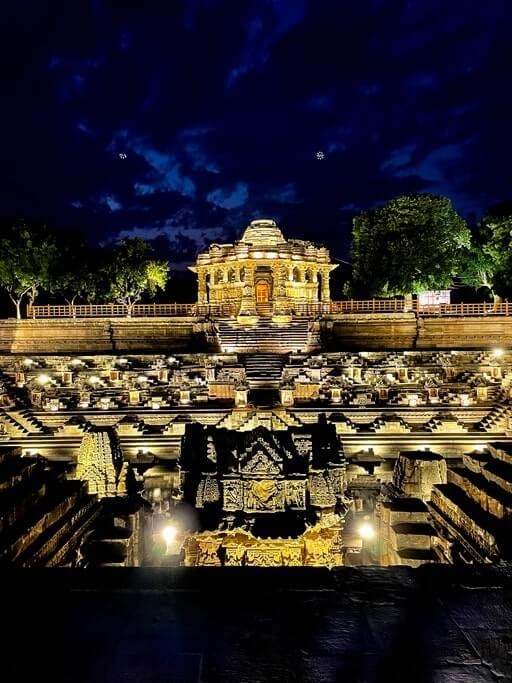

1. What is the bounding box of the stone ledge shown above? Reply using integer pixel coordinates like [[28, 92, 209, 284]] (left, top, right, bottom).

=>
[[1, 564, 511, 681]]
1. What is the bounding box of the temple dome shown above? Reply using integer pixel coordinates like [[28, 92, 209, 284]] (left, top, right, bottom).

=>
[[239, 219, 286, 246]]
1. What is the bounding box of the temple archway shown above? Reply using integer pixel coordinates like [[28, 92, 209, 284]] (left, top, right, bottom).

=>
[[256, 280, 270, 303]]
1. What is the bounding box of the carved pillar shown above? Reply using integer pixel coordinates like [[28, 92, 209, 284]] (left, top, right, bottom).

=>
[[197, 268, 208, 305], [237, 264, 258, 324], [272, 263, 292, 323], [298, 265, 308, 303], [320, 267, 331, 303]]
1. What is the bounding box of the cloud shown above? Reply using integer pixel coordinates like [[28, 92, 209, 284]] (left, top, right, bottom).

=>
[[0, 0, 511, 259], [207, 182, 249, 209]]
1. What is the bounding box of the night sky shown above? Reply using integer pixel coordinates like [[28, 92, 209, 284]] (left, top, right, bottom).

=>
[[2, 0, 511, 266]]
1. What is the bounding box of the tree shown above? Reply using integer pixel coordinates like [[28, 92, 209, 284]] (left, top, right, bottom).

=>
[[474, 201, 512, 299], [105, 238, 169, 315], [350, 193, 471, 297], [49, 233, 102, 306], [0, 222, 58, 318], [459, 245, 497, 300]]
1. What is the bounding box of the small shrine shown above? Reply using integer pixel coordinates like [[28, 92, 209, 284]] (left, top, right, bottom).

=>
[[178, 423, 347, 566], [189, 219, 337, 323]]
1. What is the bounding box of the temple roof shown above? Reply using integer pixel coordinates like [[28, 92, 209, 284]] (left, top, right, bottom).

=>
[[239, 219, 286, 246], [181, 423, 343, 475]]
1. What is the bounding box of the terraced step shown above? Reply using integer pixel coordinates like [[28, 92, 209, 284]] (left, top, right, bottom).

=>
[[244, 354, 286, 389], [217, 319, 312, 353]]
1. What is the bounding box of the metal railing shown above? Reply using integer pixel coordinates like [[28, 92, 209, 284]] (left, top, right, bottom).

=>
[[25, 299, 512, 319]]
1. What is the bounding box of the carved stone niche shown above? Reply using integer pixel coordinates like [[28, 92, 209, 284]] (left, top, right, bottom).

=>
[[279, 385, 294, 406], [398, 367, 409, 381], [476, 386, 489, 401], [330, 387, 343, 404], [235, 386, 249, 407], [244, 479, 285, 512]]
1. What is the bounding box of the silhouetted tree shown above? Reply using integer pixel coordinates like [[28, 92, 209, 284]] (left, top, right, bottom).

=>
[[49, 232, 102, 305]]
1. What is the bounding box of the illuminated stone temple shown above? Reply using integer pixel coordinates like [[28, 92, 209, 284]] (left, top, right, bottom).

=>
[[189, 219, 336, 322], [2, 218, 512, 570]]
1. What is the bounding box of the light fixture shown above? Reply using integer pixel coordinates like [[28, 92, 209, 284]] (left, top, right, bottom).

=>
[[89, 376, 100, 385], [358, 523, 375, 540], [162, 525, 176, 544], [492, 348, 504, 358], [162, 525, 178, 554], [71, 358, 82, 366], [23, 358, 34, 366], [37, 374, 51, 385]]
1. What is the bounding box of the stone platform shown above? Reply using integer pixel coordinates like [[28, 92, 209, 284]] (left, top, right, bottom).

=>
[[2, 565, 511, 682], [3, 313, 512, 355]]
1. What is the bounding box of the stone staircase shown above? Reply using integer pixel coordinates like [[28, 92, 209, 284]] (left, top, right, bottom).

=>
[[244, 354, 286, 389], [477, 403, 510, 432], [256, 303, 273, 318], [216, 318, 312, 353], [3, 410, 47, 435]]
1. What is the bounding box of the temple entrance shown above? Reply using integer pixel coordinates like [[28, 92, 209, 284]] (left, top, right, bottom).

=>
[[256, 281, 270, 303]]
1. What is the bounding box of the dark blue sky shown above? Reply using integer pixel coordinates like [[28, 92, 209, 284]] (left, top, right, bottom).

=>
[[1, 0, 511, 265]]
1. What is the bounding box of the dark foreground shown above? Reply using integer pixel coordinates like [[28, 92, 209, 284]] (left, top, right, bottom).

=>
[[2, 565, 511, 682]]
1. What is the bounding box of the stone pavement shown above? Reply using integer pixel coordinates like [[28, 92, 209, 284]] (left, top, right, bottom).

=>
[[2, 565, 511, 682]]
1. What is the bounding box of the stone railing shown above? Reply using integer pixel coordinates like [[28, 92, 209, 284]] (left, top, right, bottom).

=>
[[26, 303, 236, 319], [294, 300, 512, 317], [25, 300, 512, 319]]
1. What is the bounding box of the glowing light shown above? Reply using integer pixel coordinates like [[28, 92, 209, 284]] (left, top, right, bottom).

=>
[[492, 348, 504, 357], [118, 152, 127, 159], [386, 373, 394, 381], [358, 523, 375, 540], [137, 375, 148, 383], [316, 151, 324, 160], [163, 525, 176, 544], [89, 376, 100, 385], [37, 374, 51, 385], [71, 358, 82, 366], [23, 358, 34, 366], [162, 525, 177, 552]]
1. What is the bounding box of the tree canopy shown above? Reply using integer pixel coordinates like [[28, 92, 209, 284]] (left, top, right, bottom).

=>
[[48, 231, 101, 305], [474, 201, 512, 298], [350, 193, 471, 297], [104, 238, 169, 314], [0, 222, 59, 318]]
